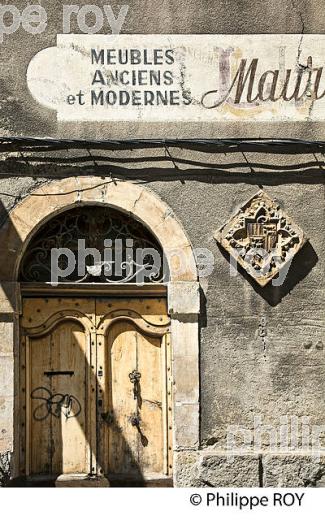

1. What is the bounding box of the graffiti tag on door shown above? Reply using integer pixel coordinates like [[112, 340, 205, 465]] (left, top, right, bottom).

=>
[[31, 387, 81, 420]]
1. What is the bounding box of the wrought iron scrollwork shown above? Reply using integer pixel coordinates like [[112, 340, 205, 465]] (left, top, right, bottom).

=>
[[19, 206, 167, 284]]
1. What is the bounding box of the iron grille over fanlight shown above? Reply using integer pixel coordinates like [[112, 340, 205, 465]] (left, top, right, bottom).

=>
[[19, 205, 167, 284]]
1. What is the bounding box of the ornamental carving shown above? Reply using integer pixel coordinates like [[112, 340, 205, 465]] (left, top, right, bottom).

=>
[[215, 191, 306, 287]]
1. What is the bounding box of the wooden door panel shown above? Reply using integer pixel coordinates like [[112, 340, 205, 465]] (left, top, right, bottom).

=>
[[101, 322, 165, 476], [22, 296, 172, 482], [29, 321, 88, 475], [21, 297, 96, 330], [50, 322, 88, 474], [106, 322, 138, 474], [29, 334, 52, 475], [22, 298, 95, 477], [97, 298, 172, 480], [95, 298, 170, 329], [137, 333, 164, 474]]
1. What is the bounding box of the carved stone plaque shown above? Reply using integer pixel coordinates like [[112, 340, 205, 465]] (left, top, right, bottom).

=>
[[215, 191, 306, 286]]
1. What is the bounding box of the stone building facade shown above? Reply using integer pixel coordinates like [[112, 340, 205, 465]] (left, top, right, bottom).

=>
[[0, 0, 324, 487]]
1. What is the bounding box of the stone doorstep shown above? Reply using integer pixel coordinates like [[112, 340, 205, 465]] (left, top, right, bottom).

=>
[[16, 473, 173, 488], [13, 474, 108, 487], [55, 474, 110, 487]]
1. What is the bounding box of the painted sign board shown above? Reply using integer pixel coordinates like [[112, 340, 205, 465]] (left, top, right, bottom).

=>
[[27, 34, 325, 122]]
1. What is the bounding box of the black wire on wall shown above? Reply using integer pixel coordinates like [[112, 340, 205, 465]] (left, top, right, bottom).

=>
[[0, 136, 324, 202], [1, 136, 325, 154]]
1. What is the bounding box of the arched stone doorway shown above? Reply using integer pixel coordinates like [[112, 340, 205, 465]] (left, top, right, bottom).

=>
[[0, 178, 200, 487]]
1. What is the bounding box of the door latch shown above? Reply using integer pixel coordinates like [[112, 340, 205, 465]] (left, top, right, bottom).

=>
[[129, 370, 141, 400], [44, 371, 74, 377]]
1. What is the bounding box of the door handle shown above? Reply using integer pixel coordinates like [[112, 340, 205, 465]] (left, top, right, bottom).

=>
[[129, 413, 148, 447], [129, 370, 141, 400]]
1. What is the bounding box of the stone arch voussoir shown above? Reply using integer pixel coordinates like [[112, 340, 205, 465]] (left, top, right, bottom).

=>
[[0, 177, 198, 284]]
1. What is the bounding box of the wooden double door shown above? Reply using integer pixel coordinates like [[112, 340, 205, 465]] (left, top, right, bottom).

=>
[[20, 296, 172, 484]]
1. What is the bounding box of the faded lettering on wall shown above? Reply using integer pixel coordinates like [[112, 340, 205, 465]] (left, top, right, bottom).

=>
[[27, 34, 325, 121]]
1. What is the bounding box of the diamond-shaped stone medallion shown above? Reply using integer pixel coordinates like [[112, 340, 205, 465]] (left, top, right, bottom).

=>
[[215, 191, 306, 287]]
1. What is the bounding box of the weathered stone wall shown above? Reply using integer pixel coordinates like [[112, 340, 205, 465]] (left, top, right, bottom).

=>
[[0, 0, 324, 486], [0, 150, 324, 486], [1, 0, 325, 140], [0, 451, 11, 487]]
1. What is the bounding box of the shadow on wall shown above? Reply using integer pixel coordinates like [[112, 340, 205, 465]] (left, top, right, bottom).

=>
[[217, 241, 318, 307], [0, 200, 22, 315], [0, 150, 325, 186]]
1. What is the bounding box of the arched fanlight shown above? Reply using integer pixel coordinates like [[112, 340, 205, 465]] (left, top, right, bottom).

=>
[[19, 205, 167, 284]]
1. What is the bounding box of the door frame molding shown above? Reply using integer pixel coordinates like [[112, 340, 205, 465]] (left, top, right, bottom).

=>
[[0, 178, 200, 486]]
